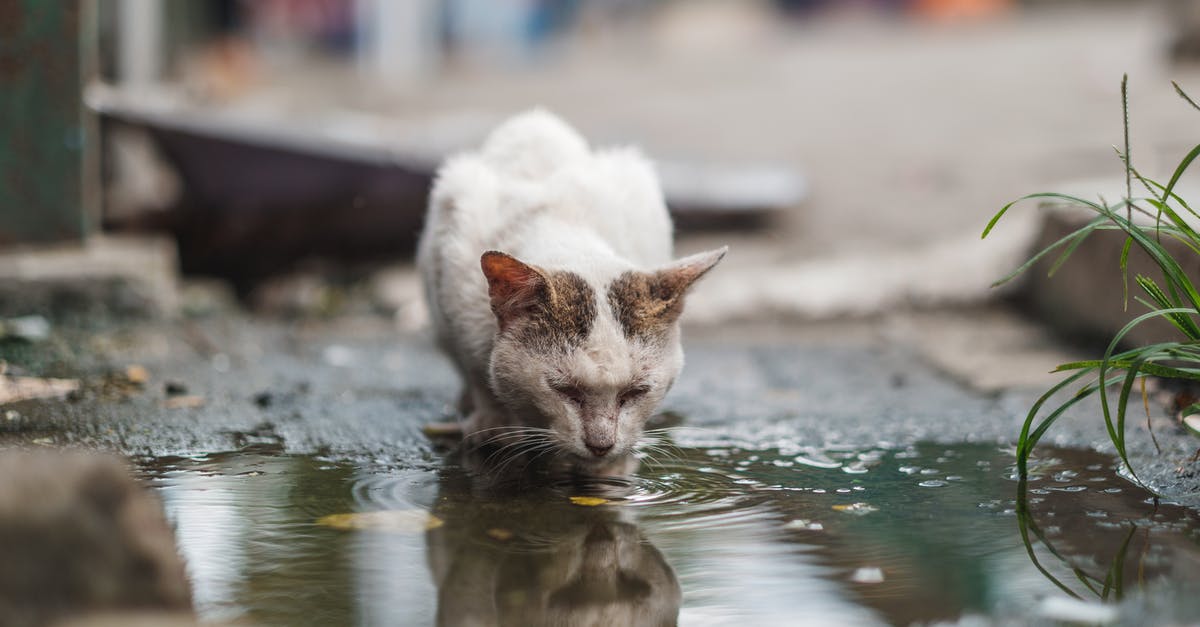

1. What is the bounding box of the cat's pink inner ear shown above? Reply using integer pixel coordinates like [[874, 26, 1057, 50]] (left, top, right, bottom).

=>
[[480, 251, 547, 329]]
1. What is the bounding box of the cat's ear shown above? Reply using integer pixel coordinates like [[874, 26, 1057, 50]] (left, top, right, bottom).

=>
[[480, 251, 549, 330], [611, 247, 728, 335], [657, 247, 728, 295]]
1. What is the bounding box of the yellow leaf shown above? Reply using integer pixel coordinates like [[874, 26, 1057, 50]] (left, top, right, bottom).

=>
[[125, 365, 150, 385], [569, 496, 609, 507], [485, 528, 514, 541], [316, 510, 444, 532]]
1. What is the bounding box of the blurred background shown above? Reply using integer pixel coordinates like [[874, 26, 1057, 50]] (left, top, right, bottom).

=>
[[5, 0, 1200, 323]]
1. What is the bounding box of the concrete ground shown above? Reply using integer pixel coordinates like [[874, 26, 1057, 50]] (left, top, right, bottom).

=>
[[2, 299, 1196, 507]]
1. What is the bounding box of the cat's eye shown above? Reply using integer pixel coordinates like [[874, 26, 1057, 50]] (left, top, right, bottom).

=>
[[619, 385, 651, 406], [553, 385, 586, 406]]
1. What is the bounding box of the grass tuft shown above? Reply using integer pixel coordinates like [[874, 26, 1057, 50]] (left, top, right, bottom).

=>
[[985, 78, 1200, 484]]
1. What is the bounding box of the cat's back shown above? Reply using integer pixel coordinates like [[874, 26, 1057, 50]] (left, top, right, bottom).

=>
[[421, 110, 672, 265]]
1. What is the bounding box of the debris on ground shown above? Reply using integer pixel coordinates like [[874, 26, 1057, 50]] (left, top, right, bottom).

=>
[[124, 364, 149, 386], [163, 395, 205, 410], [0, 374, 80, 406]]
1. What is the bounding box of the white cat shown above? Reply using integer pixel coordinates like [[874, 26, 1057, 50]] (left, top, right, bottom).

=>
[[417, 110, 725, 470]]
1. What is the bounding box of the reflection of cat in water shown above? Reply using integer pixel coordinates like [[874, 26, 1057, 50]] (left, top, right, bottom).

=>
[[425, 450, 680, 627]]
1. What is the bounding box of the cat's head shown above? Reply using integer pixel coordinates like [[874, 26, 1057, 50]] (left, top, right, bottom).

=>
[[481, 248, 726, 466]]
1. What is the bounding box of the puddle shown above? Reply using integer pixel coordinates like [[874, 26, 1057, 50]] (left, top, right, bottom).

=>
[[138, 442, 1200, 626]]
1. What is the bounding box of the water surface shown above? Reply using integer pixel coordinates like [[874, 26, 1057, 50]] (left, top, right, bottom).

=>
[[139, 441, 1200, 626]]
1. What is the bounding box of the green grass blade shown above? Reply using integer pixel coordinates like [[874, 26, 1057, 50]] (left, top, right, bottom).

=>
[[1136, 276, 1200, 339], [1160, 143, 1200, 209], [1096, 308, 1196, 480], [1016, 369, 1096, 475], [983, 192, 1105, 239], [1122, 74, 1132, 212], [1174, 80, 1200, 113], [1121, 236, 1133, 309], [1055, 359, 1200, 381], [990, 215, 1109, 288]]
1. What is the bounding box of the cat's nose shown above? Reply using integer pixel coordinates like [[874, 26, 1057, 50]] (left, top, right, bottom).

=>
[[586, 443, 613, 457]]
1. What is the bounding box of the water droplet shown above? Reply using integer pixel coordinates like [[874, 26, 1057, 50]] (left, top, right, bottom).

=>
[[1053, 470, 1078, 482], [842, 462, 870, 475], [832, 502, 878, 515], [795, 455, 841, 469], [850, 567, 884, 583], [918, 480, 947, 488]]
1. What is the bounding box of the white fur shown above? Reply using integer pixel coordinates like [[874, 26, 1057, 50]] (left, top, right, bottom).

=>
[[418, 109, 713, 467]]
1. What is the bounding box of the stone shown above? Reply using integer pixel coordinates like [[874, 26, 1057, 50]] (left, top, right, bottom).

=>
[[1019, 180, 1200, 349], [0, 451, 192, 626]]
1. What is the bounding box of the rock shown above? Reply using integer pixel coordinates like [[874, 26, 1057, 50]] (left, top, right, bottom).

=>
[[0, 451, 192, 627], [1020, 181, 1200, 348]]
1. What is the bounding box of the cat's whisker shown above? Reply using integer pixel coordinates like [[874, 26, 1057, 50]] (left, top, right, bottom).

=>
[[481, 433, 546, 467], [490, 435, 556, 476], [484, 439, 545, 470], [514, 441, 560, 474], [469, 426, 556, 455], [635, 439, 684, 467]]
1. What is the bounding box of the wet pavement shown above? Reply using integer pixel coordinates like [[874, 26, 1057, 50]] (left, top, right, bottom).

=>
[[3, 309, 1200, 625]]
